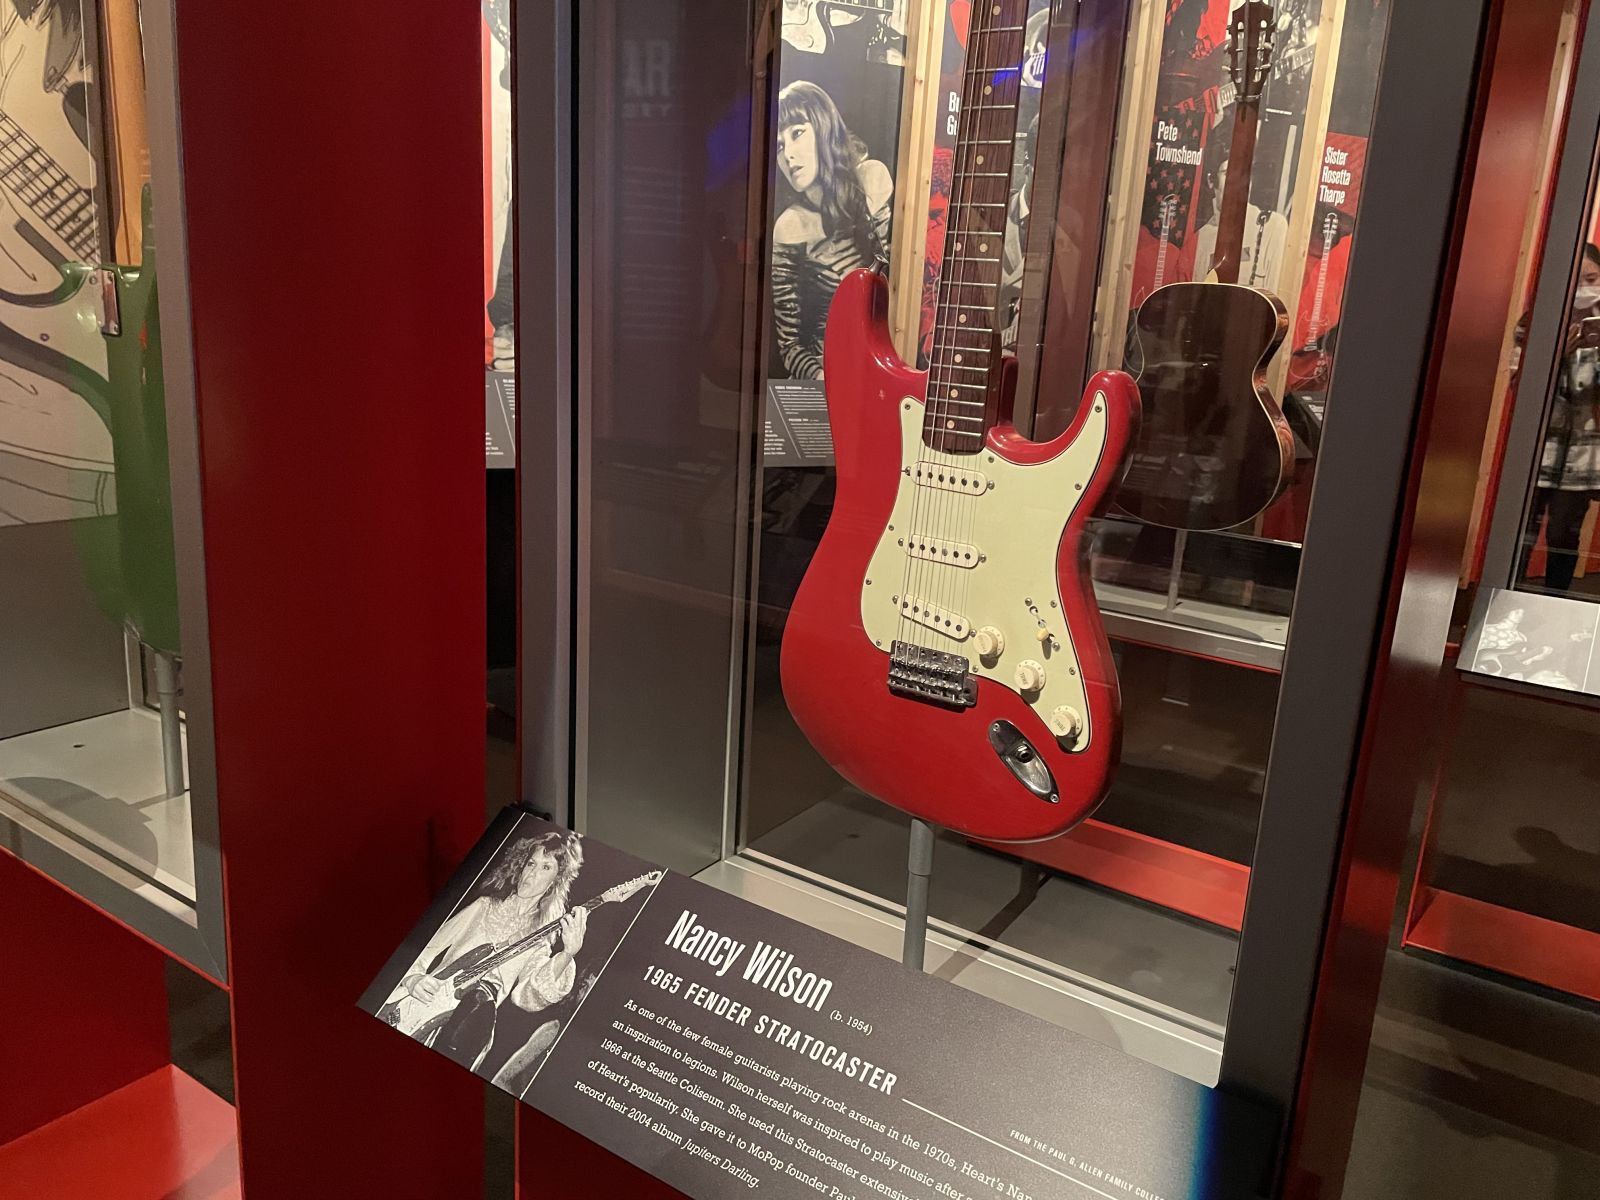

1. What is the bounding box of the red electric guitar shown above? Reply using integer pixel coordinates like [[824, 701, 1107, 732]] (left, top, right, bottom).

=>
[[779, 0, 1139, 844]]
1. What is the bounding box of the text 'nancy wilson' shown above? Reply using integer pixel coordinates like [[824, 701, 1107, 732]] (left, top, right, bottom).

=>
[[664, 910, 835, 1013]]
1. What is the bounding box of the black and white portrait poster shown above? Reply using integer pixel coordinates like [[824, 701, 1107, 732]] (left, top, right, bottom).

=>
[[763, 3, 905, 464], [364, 807, 1273, 1198], [366, 811, 665, 1092], [0, 0, 113, 526], [1468, 589, 1600, 697], [768, 2, 905, 387]]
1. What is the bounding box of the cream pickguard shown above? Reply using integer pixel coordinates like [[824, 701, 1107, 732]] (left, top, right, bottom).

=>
[[860, 393, 1113, 750]]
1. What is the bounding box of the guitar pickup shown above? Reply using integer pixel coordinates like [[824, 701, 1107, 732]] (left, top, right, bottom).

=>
[[903, 533, 981, 568], [913, 461, 989, 495], [897, 595, 970, 640], [888, 641, 978, 710]]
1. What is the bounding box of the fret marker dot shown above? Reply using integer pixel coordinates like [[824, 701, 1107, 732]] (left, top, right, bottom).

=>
[[954, 354, 963, 363], [955, 242, 963, 252], [959, 314, 967, 323], [950, 388, 958, 398], [984, 85, 992, 95], [980, 242, 988, 252], [992, 4, 1000, 12], [977, 155, 984, 164], [947, 419, 957, 429]]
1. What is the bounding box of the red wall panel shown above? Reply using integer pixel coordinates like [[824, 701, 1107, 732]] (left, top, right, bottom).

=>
[[169, 0, 488, 1192], [0, 854, 169, 1145]]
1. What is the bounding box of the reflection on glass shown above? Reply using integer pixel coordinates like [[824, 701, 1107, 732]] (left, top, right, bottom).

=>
[[770, 80, 894, 382], [747, 0, 1393, 1036], [0, 0, 191, 896], [574, 0, 1395, 1059], [1519, 243, 1600, 597]]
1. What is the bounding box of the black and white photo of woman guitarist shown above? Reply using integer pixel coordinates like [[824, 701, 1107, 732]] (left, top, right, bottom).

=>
[[770, 81, 893, 380], [390, 828, 587, 1072]]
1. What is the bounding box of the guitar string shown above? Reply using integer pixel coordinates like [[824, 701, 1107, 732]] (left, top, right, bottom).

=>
[[939, 0, 1008, 664], [941, 5, 1000, 662], [899, 0, 987, 661], [954, 3, 1023, 677], [915, 0, 1011, 678], [908, 0, 998, 668], [905, 7, 988, 664]]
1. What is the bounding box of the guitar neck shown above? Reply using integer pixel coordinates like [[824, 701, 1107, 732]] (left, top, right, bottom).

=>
[[457, 892, 609, 984], [924, 0, 1028, 455], [1308, 235, 1334, 342], [0, 111, 96, 261], [1211, 98, 1262, 286]]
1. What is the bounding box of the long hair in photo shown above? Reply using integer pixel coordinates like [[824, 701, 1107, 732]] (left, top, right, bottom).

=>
[[776, 81, 876, 261], [481, 828, 583, 921]]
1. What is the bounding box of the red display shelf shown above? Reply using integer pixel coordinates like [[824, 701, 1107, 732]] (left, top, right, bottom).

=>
[[979, 818, 1251, 931], [1406, 887, 1600, 1004], [0, 1066, 238, 1200]]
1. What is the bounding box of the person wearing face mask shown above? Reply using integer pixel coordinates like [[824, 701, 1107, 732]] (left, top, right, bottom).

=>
[[770, 81, 893, 380], [1523, 243, 1600, 593], [386, 829, 587, 1071]]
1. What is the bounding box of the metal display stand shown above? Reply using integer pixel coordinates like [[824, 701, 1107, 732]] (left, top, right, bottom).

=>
[[902, 818, 936, 971]]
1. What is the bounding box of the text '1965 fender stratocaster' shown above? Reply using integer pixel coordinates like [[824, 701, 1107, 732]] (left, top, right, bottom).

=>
[[780, 0, 1139, 844]]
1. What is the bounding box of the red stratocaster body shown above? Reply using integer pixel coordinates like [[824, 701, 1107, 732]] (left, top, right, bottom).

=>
[[781, 272, 1137, 842]]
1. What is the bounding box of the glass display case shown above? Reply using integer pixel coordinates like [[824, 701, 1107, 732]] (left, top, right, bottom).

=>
[[513, 0, 1488, 1173], [0, 0, 223, 980], [1406, 0, 1600, 1002]]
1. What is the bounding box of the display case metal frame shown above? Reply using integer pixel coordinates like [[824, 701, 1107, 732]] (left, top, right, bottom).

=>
[[1462, 0, 1600, 706], [518, 0, 1493, 1187], [0, 0, 227, 984]]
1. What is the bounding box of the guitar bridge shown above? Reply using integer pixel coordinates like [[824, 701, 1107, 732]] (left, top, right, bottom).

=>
[[888, 641, 978, 710]]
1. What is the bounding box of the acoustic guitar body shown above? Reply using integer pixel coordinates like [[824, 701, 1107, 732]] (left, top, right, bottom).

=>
[[1119, 281, 1291, 531]]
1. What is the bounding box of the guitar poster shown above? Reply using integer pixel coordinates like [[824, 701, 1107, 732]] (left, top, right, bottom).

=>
[[483, 0, 514, 467], [1262, 0, 1389, 543], [1131, 101, 1208, 309], [1284, 0, 1389, 396], [997, 0, 1051, 352], [0, 0, 114, 525], [1124, 0, 1226, 311], [913, 0, 969, 371], [1127, 0, 1326, 311], [363, 806, 1273, 1199]]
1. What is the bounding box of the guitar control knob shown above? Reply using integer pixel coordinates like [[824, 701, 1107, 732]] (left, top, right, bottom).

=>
[[974, 626, 1005, 658], [1049, 706, 1084, 742], [1014, 660, 1046, 692]]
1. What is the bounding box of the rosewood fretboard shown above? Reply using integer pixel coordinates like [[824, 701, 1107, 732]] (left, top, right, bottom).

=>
[[923, 0, 1030, 456]]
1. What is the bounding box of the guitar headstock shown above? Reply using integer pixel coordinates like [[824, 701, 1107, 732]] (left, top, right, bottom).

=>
[[1322, 210, 1339, 247], [1227, 2, 1277, 104], [601, 871, 665, 905], [1159, 194, 1179, 230]]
